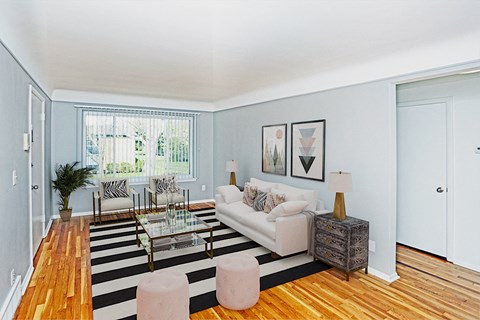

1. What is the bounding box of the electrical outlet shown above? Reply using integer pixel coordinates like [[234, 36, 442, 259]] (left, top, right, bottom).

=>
[[369, 240, 376, 253], [201, 185, 206, 191], [10, 269, 15, 287]]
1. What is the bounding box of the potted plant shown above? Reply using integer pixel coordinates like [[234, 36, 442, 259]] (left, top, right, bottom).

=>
[[52, 161, 94, 222]]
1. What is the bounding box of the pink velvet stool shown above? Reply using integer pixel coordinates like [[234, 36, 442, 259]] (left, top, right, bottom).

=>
[[136, 269, 189, 320], [216, 253, 260, 310]]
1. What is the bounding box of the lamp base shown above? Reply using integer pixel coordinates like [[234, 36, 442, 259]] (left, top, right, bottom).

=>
[[333, 192, 346, 220], [229, 172, 236, 186]]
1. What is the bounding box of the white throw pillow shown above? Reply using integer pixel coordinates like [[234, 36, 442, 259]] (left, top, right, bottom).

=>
[[275, 184, 317, 211], [266, 200, 309, 221], [271, 188, 304, 202], [216, 185, 243, 204]]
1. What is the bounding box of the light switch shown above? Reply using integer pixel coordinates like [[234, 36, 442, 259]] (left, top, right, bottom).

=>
[[23, 133, 30, 151], [12, 170, 17, 186]]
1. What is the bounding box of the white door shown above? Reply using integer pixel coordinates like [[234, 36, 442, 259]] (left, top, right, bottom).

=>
[[397, 102, 448, 257], [29, 85, 45, 258]]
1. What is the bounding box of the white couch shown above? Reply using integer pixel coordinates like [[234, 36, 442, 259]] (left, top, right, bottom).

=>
[[215, 178, 328, 257]]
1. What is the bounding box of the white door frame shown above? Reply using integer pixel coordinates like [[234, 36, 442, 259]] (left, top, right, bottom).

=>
[[28, 84, 46, 264], [397, 97, 454, 261], [388, 60, 480, 278]]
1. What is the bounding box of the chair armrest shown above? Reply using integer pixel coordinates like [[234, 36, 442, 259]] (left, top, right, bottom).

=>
[[177, 186, 189, 195], [130, 188, 139, 195], [145, 187, 155, 195], [93, 191, 100, 200]]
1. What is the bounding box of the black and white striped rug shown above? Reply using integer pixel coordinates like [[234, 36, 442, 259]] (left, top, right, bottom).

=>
[[90, 208, 329, 319]]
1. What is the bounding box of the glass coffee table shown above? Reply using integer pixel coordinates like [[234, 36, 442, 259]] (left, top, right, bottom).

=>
[[135, 209, 214, 271]]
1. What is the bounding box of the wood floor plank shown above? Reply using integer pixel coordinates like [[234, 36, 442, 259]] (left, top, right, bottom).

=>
[[15, 204, 480, 319]]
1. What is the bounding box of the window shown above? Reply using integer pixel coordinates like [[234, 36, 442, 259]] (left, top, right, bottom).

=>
[[80, 106, 197, 183]]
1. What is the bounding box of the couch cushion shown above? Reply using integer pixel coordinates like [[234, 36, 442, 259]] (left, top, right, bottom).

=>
[[151, 192, 185, 205], [263, 192, 286, 213], [241, 212, 276, 240], [250, 178, 278, 192], [266, 200, 309, 222], [216, 185, 243, 204], [275, 184, 317, 211], [219, 201, 255, 223], [101, 197, 134, 211], [242, 183, 257, 207], [271, 188, 303, 201]]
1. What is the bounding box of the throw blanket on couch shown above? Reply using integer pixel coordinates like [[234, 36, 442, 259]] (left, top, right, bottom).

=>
[[302, 210, 318, 256]]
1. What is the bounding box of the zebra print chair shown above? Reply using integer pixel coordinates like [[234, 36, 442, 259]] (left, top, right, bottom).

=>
[[144, 175, 189, 212], [92, 178, 140, 224]]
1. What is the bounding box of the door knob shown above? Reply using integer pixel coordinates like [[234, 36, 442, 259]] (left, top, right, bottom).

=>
[[32, 185, 39, 190], [436, 187, 444, 193]]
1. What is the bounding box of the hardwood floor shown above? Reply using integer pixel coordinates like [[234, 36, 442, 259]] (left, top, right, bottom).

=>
[[15, 203, 480, 319]]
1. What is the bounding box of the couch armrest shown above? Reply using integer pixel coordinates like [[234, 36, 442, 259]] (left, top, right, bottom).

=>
[[215, 193, 226, 205], [316, 199, 326, 210], [215, 185, 243, 204], [275, 214, 308, 256]]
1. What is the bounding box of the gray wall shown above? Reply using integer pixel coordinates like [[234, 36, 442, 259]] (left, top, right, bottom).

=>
[[50, 101, 214, 213], [0, 42, 52, 305], [214, 81, 397, 278], [397, 74, 480, 271]]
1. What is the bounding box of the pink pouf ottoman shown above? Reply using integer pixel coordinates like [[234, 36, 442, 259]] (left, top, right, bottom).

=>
[[216, 253, 260, 310], [136, 269, 189, 320]]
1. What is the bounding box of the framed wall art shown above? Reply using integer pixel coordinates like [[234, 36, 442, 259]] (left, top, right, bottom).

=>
[[291, 119, 326, 181], [262, 124, 287, 175]]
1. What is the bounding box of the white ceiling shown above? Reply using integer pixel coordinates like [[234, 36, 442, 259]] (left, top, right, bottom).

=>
[[1, 0, 479, 111]]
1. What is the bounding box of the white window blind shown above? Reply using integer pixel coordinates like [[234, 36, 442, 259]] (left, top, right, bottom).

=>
[[80, 106, 198, 183]]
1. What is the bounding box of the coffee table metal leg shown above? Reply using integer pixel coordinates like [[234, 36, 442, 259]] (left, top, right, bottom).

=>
[[136, 220, 140, 247], [148, 238, 154, 272], [205, 229, 214, 259]]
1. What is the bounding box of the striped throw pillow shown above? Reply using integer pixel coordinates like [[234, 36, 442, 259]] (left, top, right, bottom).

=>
[[263, 192, 286, 213], [154, 175, 179, 194], [252, 191, 267, 211], [242, 183, 257, 207], [102, 180, 129, 199]]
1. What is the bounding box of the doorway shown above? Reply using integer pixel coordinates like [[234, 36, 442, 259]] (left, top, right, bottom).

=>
[[29, 85, 46, 261], [396, 99, 452, 258]]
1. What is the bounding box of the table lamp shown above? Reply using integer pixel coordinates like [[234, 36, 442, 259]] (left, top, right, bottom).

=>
[[328, 171, 352, 220], [226, 160, 238, 185]]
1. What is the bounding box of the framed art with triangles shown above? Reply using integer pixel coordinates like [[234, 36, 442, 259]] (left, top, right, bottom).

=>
[[262, 123, 287, 175], [291, 119, 326, 181]]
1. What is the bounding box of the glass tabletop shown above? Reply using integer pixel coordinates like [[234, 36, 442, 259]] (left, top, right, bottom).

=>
[[136, 209, 211, 240]]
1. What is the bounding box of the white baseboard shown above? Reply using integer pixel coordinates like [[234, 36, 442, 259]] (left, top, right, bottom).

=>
[[51, 198, 216, 219], [22, 265, 34, 294], [44, 218, 53, 237], [367, 267, 400, 283], [0, 275, 22, 320], [453, 259, 480, 272]]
